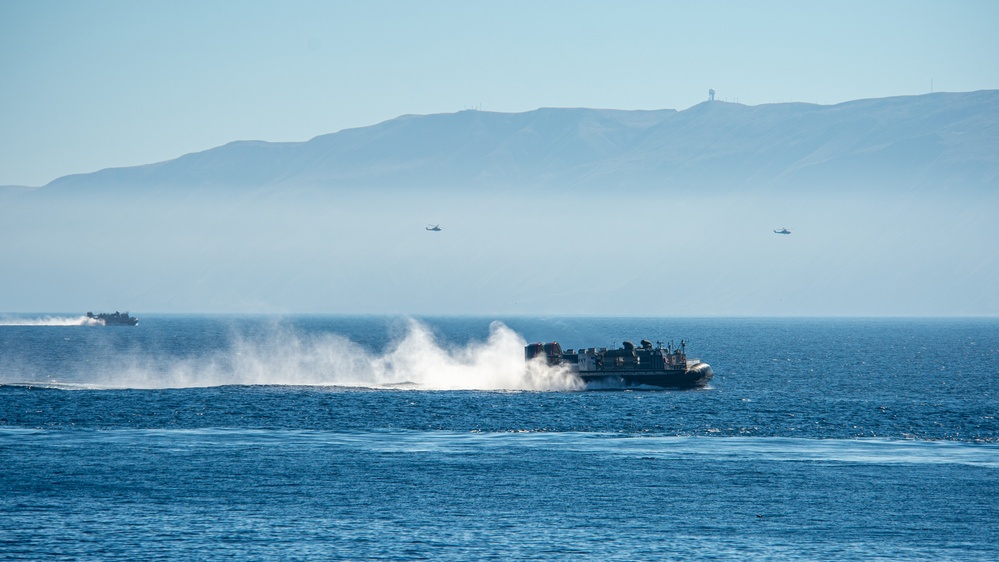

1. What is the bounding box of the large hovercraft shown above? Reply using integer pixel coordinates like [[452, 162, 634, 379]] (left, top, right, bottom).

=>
[[525, 339, 713, 389], [86, 311, 138, 326]]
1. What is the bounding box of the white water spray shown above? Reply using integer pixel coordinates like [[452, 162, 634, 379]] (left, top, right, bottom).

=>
[[0, 315, 102, 326], [30, 319, 582, 391]]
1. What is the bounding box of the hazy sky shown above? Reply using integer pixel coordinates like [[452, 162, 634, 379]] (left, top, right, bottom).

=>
[[2, 0, 998, 187]]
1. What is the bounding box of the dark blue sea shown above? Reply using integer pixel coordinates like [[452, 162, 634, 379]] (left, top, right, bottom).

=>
[[1, 315, 997, 560]]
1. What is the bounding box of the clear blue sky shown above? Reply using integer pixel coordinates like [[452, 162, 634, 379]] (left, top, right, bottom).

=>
[[2, 0, 997, 187]]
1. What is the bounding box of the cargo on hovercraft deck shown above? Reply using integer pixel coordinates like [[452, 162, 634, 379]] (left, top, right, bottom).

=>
[[525, 339, 712, 389]]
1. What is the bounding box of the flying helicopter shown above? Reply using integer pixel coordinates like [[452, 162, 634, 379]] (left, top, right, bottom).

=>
[[426, 224, 442, 231], [773, 228, 791, 235]]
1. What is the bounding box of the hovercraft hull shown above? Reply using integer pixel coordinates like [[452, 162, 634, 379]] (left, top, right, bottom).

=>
[[578, 362, 713, 389]]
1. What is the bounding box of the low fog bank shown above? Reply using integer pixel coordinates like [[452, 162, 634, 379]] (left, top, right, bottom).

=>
[[1, 182, 996, 316]]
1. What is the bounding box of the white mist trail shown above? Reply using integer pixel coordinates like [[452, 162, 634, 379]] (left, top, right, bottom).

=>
[[0, 315, 102, 326], [87, 319, 582, 391]]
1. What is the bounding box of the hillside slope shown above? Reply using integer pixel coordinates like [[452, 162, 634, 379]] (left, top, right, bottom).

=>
[[44, 90, 999, 193]]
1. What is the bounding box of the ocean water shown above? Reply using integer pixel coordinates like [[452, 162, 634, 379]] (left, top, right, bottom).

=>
[[1, 315, 997, 560]]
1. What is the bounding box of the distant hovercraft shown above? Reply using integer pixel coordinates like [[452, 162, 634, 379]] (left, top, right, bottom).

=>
[[86, 311, 138, 326], [526, 339, 713, 389]]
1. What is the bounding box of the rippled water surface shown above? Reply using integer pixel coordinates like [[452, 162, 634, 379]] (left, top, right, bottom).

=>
[[1, 316, 997, 559]]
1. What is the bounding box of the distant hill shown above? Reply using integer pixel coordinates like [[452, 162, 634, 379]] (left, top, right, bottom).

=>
[[43, 90, 999, 193]]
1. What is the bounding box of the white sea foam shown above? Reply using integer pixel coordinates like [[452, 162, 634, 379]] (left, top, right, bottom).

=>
[[54, 319, 582, 391]]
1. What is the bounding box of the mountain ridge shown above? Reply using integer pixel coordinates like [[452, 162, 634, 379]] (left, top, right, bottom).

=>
[[42, 90, 999, 193]]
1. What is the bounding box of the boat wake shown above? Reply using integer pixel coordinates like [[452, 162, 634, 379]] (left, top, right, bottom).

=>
[[0, 315, 102, 326], [5, 319, 584, 391]]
